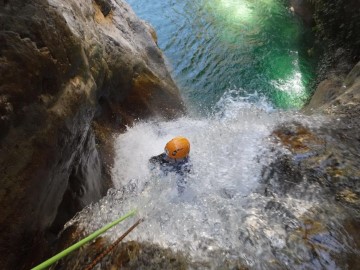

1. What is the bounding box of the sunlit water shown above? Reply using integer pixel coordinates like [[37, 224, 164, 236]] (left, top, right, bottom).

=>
[[126, 0, 316, 112]]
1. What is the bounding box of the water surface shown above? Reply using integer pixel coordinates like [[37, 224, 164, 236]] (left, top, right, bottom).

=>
[[127, 0, 316, 112]]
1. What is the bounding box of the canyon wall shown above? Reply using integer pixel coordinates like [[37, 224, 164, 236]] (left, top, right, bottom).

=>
[[0, 0, 184, 268]]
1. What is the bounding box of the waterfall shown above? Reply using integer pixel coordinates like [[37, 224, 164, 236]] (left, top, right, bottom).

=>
[[65, 92, 337, 269]]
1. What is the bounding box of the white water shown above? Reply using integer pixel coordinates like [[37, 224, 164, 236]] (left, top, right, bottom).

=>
[[65, 92, 333, 268]]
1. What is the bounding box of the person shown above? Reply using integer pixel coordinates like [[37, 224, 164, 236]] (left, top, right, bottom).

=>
[[149, 136, 192, 193]]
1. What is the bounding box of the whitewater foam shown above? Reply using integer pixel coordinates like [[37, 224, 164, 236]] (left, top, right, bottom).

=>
[[64, 92, 333, 268]]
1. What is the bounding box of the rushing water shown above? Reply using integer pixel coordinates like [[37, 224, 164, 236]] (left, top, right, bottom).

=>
[[126, 0, 316, 112], [66, 95, 349, 269], [59, 1, 359, 269]]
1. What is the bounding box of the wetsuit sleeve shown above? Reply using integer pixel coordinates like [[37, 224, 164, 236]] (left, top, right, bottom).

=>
[[149, 153, 166, 165], [180, 157, 192, 174]]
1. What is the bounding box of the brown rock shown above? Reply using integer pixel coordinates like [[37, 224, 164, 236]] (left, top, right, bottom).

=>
[[303, 78, 344, 112], [303, 60, 360, 115], [272, 123, 324, 154], [0, 0, 185, 269]]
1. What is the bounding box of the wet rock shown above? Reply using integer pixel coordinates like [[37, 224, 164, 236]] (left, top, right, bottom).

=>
[[0, 0, 184, 269], [265, 119, 360, 196], [286, 207, 360, 269], [336, 189, 360, 206], [52, 236, 250, 270], [286, 214, 341, 268], [303, 77, 344, 112], [49, 218, 249, 270], [51, 239, 189, 270], [304, 60, 360, 114], [301, 62, 360, 204], [261, 61, 360, 267], [309, 0, 360, 63], [289, 0, 314, 26], [341, 218, 360, 267], [261, 123, 326, 197], [272, 122, 324, 155], [262, 108, 360, 210]]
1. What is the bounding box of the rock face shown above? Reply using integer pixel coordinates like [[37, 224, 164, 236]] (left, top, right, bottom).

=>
[[309, 0, 360, 62], [289, 0, 314, 26], [0, 0, 184, 269], [304, 60, 360, 114]]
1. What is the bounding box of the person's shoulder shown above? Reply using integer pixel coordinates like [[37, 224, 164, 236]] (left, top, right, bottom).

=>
[[149, 153, 167, 164]]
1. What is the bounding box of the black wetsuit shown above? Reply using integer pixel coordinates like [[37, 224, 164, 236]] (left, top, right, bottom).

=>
[[149, 153, 191, 194]]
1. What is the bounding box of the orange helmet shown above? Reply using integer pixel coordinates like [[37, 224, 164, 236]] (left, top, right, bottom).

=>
[[165, 136, 190, 159]]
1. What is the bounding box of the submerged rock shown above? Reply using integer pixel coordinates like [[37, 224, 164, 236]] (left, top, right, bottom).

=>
[[0, 0, 184, 269]]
